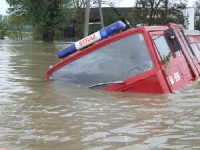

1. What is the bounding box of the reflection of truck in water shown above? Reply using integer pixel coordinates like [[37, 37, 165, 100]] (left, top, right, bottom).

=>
[[46, 21, 200, 94]]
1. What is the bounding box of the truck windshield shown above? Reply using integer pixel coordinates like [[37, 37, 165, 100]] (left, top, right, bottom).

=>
[[51, 33, 153, 87]]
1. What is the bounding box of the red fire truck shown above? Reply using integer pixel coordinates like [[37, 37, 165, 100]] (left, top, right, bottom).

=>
[[46, 21, 200, 94]]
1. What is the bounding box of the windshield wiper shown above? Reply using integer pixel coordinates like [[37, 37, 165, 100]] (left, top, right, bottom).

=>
[[88, 81, 124, 89]]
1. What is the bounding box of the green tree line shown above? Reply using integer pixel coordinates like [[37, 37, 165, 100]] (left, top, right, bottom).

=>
[[0, 0, 197, 41]]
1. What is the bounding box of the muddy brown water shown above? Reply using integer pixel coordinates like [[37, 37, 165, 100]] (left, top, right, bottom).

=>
[[0, 39, 200, 150]]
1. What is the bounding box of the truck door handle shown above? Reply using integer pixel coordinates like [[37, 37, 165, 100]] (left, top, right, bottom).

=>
[[182, 72, 187, 75]]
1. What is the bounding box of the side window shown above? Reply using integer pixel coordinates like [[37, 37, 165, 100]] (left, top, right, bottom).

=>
[[177, 29, 195, 58], [197, 42, 200, 49], [190, 43, 200, 62], [153, 35, 172, 64]]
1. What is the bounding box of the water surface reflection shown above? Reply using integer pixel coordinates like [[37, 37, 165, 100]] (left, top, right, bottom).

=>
[[0, 40, 200, 150]]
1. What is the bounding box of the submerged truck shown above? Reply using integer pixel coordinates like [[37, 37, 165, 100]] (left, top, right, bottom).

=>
[[46, 21, 200, 94]]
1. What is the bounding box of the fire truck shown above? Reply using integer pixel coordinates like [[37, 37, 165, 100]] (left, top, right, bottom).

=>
[[46, 21, 200, 94]]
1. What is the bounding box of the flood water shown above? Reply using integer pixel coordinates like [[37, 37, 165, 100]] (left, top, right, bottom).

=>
[[1, 39, 200, 150]]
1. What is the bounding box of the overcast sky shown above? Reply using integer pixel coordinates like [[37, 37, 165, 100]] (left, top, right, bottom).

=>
[[0, 0, 197, 15]]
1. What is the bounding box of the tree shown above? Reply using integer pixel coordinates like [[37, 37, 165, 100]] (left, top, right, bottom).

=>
[[7, 14, 27, 40], [130, 0, 189, 27], [71, 0, 122, 37], [131, 0, 164, 26], [6, 0, 76, 42], [168, 1, 188, 28], [0, 15, 6, 30], [0, 15, 7, 39]]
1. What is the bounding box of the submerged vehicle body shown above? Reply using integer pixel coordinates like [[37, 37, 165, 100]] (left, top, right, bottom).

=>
[[46, 21, 200, 94]]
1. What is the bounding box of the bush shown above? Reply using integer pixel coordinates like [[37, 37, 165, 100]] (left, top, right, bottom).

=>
[[0, 30, 4, 39], [196, 19, 200, 30], [54, 28, 63, 41], [32, 29, 42, 40], [76, 23, 84, 39]]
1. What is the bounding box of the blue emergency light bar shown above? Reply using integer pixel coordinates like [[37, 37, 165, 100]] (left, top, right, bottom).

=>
[[99, 21, 126, 38], [58, 21, 126, 58]]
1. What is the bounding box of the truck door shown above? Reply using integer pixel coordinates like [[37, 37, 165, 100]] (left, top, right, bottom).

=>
[[150, 31, 193, 92], [168, 24, 200, 78]]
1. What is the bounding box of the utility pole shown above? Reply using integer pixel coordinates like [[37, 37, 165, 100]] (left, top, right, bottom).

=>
[[98, 0, 104, 28], [84, 0, 90, 37]]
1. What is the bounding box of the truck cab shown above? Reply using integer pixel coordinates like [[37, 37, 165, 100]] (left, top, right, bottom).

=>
[[46, 21, 196, 94]]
